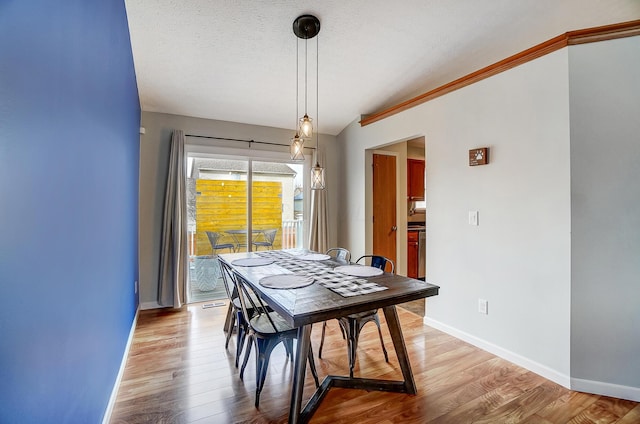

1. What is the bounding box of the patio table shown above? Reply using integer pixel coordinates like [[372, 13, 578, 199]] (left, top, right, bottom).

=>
[[225, 229, 265, 251]]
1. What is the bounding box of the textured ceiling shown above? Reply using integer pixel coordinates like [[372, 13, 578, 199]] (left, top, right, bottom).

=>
[[125, 1, 640, 136]]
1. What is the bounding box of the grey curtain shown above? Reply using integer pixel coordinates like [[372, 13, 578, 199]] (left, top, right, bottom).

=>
[[158, 130, 188, 308], [309, 151, 329, 253]]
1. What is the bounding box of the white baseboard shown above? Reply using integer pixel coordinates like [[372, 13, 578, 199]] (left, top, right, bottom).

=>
[[423, 317, 640, 401], [571, 377, 640, 402], [102, 307, 139, 424], [423, 316, 571, 389], [140, 301, 161, 310]]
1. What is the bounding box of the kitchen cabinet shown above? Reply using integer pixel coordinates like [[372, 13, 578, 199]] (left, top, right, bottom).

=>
[[407, 159, 425, 200], [407, 230, 419, 278]]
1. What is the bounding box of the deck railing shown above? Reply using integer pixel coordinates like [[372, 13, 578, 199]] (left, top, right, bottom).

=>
[[188, 219, 304, 256], [282, 219, 304, 249]]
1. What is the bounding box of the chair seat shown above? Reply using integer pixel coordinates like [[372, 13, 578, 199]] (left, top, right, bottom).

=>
[[252, 229, 277, 250], [233, 294, 263, 311], [214, 243, 235, 250], [250, 312, 296, 335]]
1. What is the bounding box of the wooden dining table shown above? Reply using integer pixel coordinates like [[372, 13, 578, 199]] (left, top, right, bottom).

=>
[[218, 249, 440, 424]]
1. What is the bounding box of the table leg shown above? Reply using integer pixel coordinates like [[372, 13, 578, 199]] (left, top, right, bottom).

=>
[[382, 305, 417, 394], [289, 324, 312, 424]]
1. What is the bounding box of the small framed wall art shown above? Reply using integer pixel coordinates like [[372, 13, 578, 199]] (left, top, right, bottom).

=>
[[469, 147, 489, 166]]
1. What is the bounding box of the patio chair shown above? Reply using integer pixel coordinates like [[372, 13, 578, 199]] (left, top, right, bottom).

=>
[[206, 231, 235, 254], [252, 228, 277, 250]]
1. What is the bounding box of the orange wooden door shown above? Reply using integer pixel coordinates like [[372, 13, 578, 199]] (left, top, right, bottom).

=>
[[372, 154, 397, 269]]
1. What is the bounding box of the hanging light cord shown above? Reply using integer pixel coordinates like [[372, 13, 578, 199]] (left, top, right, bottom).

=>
[[305, 36, 308, 116], [315, 34, 319, 165], [296, 36, 299, 130]]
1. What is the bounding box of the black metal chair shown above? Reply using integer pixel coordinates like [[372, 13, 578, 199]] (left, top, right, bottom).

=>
[[206, 231, 236, 254], [318, 248, 351, 358], [252, 228, 278, 251], [218, 257, 254, 368], [325, 247, 351, 262], [229, 263, 320, 407], [337, 255, 394, 378]]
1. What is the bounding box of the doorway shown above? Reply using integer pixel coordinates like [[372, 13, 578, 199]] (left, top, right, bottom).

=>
[[372, 153, 397, 268], [185, 155, 306, 303]]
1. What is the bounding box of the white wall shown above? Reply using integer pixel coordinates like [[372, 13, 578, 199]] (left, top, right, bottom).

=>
[[338, 49, 572, 383], [338, 35, 640, 400], [139, 112, 339, 307], [569, 37, 640, 394]]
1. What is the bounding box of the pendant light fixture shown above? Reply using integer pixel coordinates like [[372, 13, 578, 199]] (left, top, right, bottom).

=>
[[310, 20, 325, 190], [292, 14, 325, 190], [294, 16, 318, 139], [290, 133, 304, 161], [290, 29, 304, 161]]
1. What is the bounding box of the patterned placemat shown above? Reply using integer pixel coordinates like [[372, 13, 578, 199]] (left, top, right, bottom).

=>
[[277, 260, 332, 274], [313, 271, 388, 297], [255, 251, 387, 297], [256, 250, 300, 261]]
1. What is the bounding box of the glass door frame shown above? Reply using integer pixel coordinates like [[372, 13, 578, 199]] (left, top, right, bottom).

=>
[[185, 141, 312, 302]]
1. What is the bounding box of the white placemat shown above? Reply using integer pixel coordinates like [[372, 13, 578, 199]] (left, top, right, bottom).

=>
[[259, 274, 314, 289], [231, 257, 275, 267], [334, 265, 384, 277], [297, 253, 331, 261]]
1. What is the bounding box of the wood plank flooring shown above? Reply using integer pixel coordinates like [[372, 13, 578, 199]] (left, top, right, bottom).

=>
[[110, 302, 638, 423]]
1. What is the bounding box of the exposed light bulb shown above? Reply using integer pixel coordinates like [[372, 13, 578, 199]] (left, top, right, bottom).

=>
[[311, 162, 325, 190], [290, 134, 304, 160], [299, 114, 313, 138]]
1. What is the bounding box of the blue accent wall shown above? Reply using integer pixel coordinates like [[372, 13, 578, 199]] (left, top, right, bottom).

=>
[[0, 1, 140, 422]]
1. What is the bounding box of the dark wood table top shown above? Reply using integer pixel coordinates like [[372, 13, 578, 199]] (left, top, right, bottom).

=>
[[218, 249, 440, 328]]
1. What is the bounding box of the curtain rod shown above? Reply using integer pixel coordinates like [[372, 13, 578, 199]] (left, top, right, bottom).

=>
[[185, 134, 316, 150]]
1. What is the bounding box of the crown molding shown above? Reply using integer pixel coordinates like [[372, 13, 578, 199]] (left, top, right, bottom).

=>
[[360, 19, 640, 127]]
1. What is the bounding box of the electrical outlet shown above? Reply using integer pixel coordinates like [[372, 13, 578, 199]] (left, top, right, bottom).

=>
[[478, 298, 488, 314]]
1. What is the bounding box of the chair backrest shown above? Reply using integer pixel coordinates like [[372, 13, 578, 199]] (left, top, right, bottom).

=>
[[219, 258, 279, 332], [217, 257, 238, 301], [262, 229, 278, 244], [206, 231, 223, 248], [326, 247, 351, 262], [356, 254, 395, 274]]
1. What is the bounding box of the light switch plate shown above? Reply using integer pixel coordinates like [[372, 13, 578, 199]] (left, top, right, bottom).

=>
[[468, 211, 479, 226], [478, 299, 488, 314]]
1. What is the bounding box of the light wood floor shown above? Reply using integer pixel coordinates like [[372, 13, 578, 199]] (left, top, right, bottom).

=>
[[111, 302, 639, 423]]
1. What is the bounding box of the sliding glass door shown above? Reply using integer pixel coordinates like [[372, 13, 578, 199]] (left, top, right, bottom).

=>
[[251, 160, 304, 253], [186, 152, 306, 303]]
